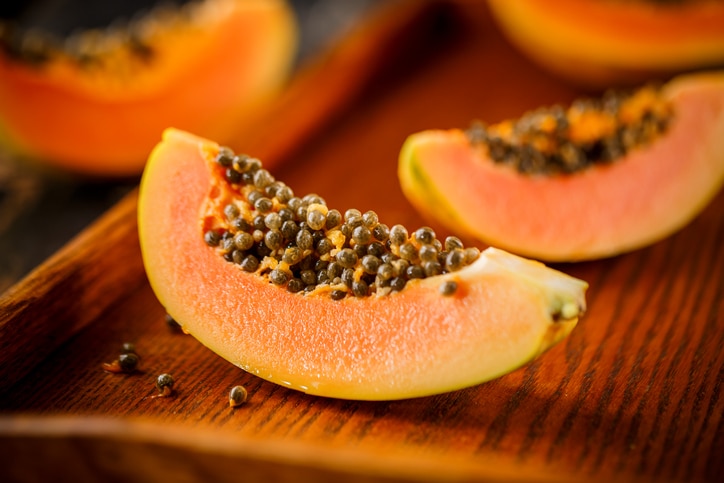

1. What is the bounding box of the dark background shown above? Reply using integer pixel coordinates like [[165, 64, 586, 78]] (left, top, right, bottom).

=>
[[0, 0, 381, 292]]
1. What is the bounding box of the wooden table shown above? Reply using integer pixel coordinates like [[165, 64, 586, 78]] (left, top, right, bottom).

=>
[[1, 1, 722, 481]]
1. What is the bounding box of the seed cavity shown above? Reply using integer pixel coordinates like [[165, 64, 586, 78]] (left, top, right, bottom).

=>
[[204, 147, 482, 300], [466, 83, 673, 175]]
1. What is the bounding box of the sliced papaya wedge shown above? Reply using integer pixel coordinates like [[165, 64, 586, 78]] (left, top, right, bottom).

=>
[[488, 0, 724, 87], [398, 71, 724, 262], [138, 128, 588, 401], [0, 0, 296, 176]]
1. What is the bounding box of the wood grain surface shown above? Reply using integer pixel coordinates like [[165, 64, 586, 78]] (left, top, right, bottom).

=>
[[0, 1, 722, 482]]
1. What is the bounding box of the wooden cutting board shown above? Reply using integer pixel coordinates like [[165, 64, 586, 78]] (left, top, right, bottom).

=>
[[1, 1, 722, 482]]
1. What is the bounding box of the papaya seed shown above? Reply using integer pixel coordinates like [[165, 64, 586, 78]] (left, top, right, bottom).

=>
[[440, 280, 458, 296], [287, 278, 305, 293], [204, 230, 221, 247], [336, 248, 358, 269], [102, 351, 138, 374], [118, 352, 139, 372], [253, 169, 274, 189], [389, 225, 408, 246], [264, 212, 282, 231], [229, 385, 248, 407], [330, 289, 346, 300], [254, 197, 273, 213], [306, 209, 326, 231], [325, 209, 342, 229], [155, 373, 175, 397], [269, 268, 288, 286], [362, 210, 379, 228], [446, 249, 466, 272], [414, 227, 436, 245], [390, 277, 406, 292], [216, 147, 234, 167], [352, 280, 369, 297], [371, 223, 389, 242], [225, 168, 241, 184], [224, 204, 239, 220], [344, 208, 361, 221], [444, 236, 464, 252], [232, 155, 249, 172], [352, 225, 372, 245]]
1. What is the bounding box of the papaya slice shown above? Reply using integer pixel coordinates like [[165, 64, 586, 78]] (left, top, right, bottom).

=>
[[138, 128, 588, 401], [487, 0, 724, 88], [0, 0, 296, 176], [398, 71, 724, 262]]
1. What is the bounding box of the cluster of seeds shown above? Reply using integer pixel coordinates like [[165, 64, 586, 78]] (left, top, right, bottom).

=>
[[203, 147, 481, 299], [0, 0, 200, 66], [466, 83, 673, 175]]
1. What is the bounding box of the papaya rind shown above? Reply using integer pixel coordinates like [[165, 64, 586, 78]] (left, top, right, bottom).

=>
[[398, 71, 724, 262], [138, 128, 587, 401]]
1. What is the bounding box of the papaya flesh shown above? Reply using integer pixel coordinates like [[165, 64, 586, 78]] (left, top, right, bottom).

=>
[[398, 71, 724, 262], [0, 0, 297, 176], [138, 128, 588, 401], [487, 0, 724, 88]]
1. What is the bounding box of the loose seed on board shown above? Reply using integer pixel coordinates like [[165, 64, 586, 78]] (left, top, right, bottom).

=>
[[154, 373, 175, 398], [102, 344, 139, 374], [117, 352, 139, 372], [229, 385, 248, 407]]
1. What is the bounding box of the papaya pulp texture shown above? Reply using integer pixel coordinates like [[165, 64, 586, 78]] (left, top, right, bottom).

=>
[[487, 0, 724, 88], [138, 128, 588, 401], [398, 71, 724, 262], [0, 0, 297, 176]]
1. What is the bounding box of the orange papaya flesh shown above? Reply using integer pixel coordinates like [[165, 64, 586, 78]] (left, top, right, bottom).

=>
[[398, 71, 724, 262], [487, 0, 724, 88], [0, 0, 297, 176], [138, 128, 588, 401]]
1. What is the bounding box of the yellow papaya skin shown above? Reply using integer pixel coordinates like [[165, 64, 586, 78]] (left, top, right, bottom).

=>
[[0, 0, 297, 176]]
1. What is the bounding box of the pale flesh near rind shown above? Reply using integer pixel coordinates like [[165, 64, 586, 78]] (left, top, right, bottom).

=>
[[139, 128, 588, 400]]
